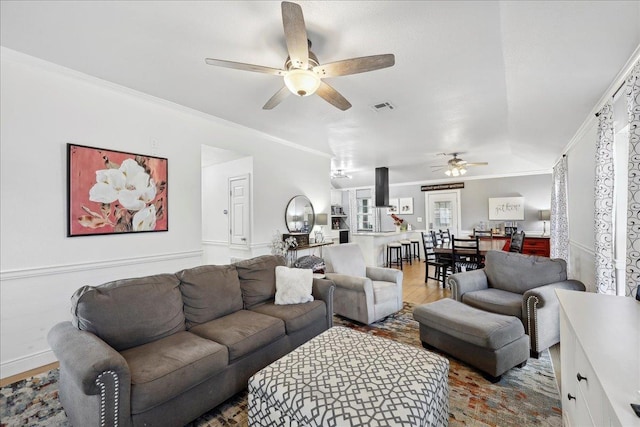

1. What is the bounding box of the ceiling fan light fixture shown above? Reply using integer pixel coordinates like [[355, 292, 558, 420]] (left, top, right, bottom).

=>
[[284, 69, 321, 97]]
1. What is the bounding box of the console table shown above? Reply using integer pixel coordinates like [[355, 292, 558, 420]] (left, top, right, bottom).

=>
[[557, 290, 639, 427]]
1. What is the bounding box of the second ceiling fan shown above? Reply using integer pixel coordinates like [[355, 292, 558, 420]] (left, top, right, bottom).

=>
[[431, 153, 489, 177], [205, 1, 395, 111]]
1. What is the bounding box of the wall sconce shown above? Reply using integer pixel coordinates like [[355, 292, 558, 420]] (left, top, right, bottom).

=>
[[538, 209, 551, 236]]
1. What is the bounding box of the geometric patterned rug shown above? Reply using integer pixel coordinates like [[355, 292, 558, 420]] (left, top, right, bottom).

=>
[[0, 302, 562, 427]]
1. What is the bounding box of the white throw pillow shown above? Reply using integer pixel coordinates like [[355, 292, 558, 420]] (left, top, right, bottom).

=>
[[275, 266, 314, 305]]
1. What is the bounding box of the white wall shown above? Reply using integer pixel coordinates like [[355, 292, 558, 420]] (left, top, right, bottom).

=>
[[566, 119, 598, 290], [0, 49, 330, 378]]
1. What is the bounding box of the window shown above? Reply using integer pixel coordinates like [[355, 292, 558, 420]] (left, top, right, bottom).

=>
[[356, 189, 374, 231]]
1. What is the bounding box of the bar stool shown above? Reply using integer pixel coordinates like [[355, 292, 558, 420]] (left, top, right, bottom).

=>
[[410, 236, 421, 261], [387, 242, 403, 270], [400, 239, 412, 265]]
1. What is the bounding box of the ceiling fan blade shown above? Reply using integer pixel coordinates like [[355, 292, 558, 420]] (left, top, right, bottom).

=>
[[262, 86, 291, 110], [465, 162, 489, 167], [313, 54, 395, 77], [205, 58, 285, 76], [316, 81, 352, 111], [281, 1, 309, 69]]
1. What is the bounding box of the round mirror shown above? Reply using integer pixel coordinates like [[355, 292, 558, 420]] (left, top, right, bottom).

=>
[[285, 195, 315, 233]]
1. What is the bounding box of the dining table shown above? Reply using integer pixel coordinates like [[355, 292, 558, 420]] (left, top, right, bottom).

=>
[[433, 238, 509, 256]]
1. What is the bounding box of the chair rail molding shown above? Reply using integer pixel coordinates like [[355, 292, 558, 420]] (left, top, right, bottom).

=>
[[0, 250, 203, 281]]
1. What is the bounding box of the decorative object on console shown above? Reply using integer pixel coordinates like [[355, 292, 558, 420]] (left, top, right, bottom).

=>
[[274, 266, 314, 305], [538, 209, 551, 236], [67, 143, 168, 236]]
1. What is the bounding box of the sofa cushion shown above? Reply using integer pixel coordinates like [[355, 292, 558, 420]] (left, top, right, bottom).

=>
[[71, 274, 185, 351], [484, 250, 567, 294], [176, 264, 243, 327], [189, 310, 285, 361], [275, 266, 314, 305], [372, 280, 397, 304], [249, 300, 326, 334], [463, 288, 523, 319], [413, 298, 524, 350], [120, 331, 228, 414], [235, 255, 286, 308]]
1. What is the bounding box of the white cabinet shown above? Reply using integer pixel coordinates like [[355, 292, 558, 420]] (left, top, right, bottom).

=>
[[557, 290, 639, 427]]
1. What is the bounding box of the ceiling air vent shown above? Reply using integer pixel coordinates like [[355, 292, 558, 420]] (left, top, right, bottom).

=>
[[370, 101, 395, 112]]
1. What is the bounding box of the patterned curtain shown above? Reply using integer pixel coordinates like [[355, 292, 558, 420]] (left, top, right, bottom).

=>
[[551, 156, 569, 269], [594, 102, 616, 294], [347, 189, 358, 232], [625, 60, 640, 298]]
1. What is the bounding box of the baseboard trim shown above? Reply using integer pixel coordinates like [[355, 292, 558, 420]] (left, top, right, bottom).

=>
[[0, 250, 203, 281], [1, 349, 57, 382]]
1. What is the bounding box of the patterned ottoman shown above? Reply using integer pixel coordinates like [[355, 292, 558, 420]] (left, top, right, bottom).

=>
[[248, 326, 449, 426]]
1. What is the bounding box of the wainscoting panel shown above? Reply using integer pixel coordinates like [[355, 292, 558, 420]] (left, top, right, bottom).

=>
[[569, 240, 596, 292], [0, 250, 203, 379]]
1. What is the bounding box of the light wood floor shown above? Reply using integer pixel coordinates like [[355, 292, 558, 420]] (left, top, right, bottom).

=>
[[2, 260, 560, 389]]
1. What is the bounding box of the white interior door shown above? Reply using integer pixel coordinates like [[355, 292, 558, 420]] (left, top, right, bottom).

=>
[[229, 174, 250, 246], [425, 190, 461, 237]]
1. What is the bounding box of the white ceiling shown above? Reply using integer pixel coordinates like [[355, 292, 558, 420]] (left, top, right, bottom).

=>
[[2, 1, 639, 188]]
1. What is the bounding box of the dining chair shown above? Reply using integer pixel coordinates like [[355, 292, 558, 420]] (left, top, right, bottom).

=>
[[439, 229, 451, 243], [508, 231, 526, 253], [473, 229, 493, 238], [421, 232, 448, 288], [450, 235, 484, 273], [431, 230, 453, 273]]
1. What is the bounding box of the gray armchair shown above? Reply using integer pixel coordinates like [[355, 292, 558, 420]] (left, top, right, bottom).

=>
[[323, 243, 403, 324], [447, 250, 585, 357]]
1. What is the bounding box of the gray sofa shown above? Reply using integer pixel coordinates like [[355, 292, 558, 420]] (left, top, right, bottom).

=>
[[447, 250, 585, 357], [47, 255, 334, 427]]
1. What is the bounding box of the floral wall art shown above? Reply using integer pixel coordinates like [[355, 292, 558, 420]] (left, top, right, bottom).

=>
[[67, 144, 168, 236]]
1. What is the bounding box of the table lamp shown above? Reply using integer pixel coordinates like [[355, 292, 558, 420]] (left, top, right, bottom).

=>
[[315, 213, 328, 243], [539, 210, 551, 236]]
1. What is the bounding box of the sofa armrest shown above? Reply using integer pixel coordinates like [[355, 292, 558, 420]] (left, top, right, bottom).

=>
[[48, 321, 132, 427], [447, 269, 489, 301], [523, 280, 586, 310], [48, 321, 131, 395], [324, 273, 373, 292], [312, 278, 335, 328], [522, 280, 585, 355], [366, 266, 403, 285]]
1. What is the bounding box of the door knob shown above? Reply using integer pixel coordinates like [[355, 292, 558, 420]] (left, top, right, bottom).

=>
[[567, 393, 576, 401], [576, 373, 587, 382], [241, 237, 246, 241]]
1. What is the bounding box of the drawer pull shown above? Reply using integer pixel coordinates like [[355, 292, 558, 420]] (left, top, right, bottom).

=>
[[567, 393, 576, 401], [576, 373, 588, 382]]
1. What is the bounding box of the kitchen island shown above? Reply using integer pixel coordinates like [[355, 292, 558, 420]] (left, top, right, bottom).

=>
[[351, 230, 426, 267]]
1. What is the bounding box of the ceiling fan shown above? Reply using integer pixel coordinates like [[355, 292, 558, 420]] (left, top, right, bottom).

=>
[[431, 153, 488, 177], [331, 169, 352, 179], [204, 1, 395, 111]]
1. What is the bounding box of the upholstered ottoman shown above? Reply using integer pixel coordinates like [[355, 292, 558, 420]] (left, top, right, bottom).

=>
[[413, 298, 529, 382], [248, 326, 449, 426]]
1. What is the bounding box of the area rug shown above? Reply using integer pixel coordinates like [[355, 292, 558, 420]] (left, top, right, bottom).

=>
[[0, 302, 562, 426]]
